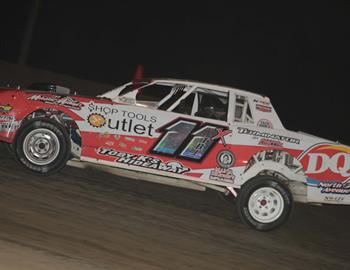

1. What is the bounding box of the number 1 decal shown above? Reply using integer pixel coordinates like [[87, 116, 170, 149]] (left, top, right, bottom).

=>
[[153, 120, 197, 155], [152, 119, 230, 161], [180, 125, 219, 160]]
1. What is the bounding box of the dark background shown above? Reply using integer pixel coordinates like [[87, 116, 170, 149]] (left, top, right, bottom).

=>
[[0, 1, 349, 143]]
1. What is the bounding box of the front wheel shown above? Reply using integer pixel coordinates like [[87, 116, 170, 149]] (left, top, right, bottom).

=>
[[14, 119, 71, 175], [236, 176, 293, 231]]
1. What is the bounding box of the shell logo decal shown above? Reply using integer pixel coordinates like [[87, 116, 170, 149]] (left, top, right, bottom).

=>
[[0, 104, 13, 112], [88, 114, 106, 128]]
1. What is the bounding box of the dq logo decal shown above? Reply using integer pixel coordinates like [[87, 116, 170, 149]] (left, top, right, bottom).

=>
[[151, 118, 231, 162], [299, 144, 350, 182]]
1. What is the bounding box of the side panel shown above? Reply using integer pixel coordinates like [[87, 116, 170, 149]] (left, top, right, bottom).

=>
[[72, 100, 311, 189], [75, 101, 241, 186], [0, 90, 22, 142], [1, 91, 89, 143], [298, 143, 350, 204], [5, 91, 350, 205]]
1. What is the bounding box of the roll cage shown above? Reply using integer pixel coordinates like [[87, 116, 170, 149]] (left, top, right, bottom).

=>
[[102, 80, 256, 125]]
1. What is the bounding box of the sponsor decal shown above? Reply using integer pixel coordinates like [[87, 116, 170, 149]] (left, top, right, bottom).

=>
[[0, 104, 13, 112], [98, 148, 190, 174], [254, 99, 272, 113], [300, 144, 350, 181], [88, 102, 157, 122], [88, 102, 119, 115], [0, 115, 15, 121], [216, 150, 235, 168], [152, 118, 231, 162], [87, 103, 158, 136], [209, 168, 235, 183], [253, 99, 271, 105], [0, 121, 19, 132], [258, 138, 283, 148], [257, 119, 273, 129], [120, 110, 157, 123], [318, 182, 350, 195], [27, 95, 84, 110], [107, 118, 155, 136], [256, 104, 272, 113], [324, 195, 345, 202], [211, 129, 232, 146], [88, 114, 106, 128], [237, 127, 300, 144]]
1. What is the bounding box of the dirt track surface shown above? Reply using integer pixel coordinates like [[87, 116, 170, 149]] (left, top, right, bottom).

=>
[[0, 143, 349, 270]]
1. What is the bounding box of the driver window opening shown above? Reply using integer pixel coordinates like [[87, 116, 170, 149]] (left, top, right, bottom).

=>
[[194, 90, 228, 121], [164, 86, 229, 122]]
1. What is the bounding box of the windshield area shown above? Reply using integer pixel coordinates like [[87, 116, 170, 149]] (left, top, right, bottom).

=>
[[169, 87, 228, 121], [135, 83, 174, 103], [119, 82, 148, 96]]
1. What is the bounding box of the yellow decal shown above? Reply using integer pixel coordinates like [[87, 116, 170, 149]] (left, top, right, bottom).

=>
[[319, 145, 350, 154], [88, 114, 106, 128]]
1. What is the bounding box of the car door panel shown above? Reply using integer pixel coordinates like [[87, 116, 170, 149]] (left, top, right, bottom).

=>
[[76, 100, 235, 185]]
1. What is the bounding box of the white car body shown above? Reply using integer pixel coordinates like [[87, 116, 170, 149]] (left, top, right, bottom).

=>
[[2, 78, 349, 230], [99, 78, 349, 205]]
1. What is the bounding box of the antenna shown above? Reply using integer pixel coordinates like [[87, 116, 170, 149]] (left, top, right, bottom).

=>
[[133, 64, 144, 82]]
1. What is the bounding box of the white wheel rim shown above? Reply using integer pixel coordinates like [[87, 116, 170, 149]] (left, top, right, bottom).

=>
[[248, 187, 284, 223], [23, 128, 60, 166]]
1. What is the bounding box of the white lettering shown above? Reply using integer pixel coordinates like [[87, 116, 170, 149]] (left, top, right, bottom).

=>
[[306, 152, 350, 177], [306, 153, 329, 174], [329, 153, 350, 177]]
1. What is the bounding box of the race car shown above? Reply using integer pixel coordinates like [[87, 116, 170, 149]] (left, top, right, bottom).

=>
[[0, 78, 349, 231]]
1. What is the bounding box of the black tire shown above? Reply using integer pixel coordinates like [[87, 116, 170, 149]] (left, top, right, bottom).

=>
[[236, 176, 293, 231], [14, 119, 71, 175]]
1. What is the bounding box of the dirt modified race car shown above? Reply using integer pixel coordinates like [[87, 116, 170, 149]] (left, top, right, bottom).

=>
[[0, 79, 349, 231]]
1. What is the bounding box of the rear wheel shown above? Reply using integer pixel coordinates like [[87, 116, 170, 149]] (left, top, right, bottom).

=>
[[236, 176, 293, 231], [14, 119, 71, 175]]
